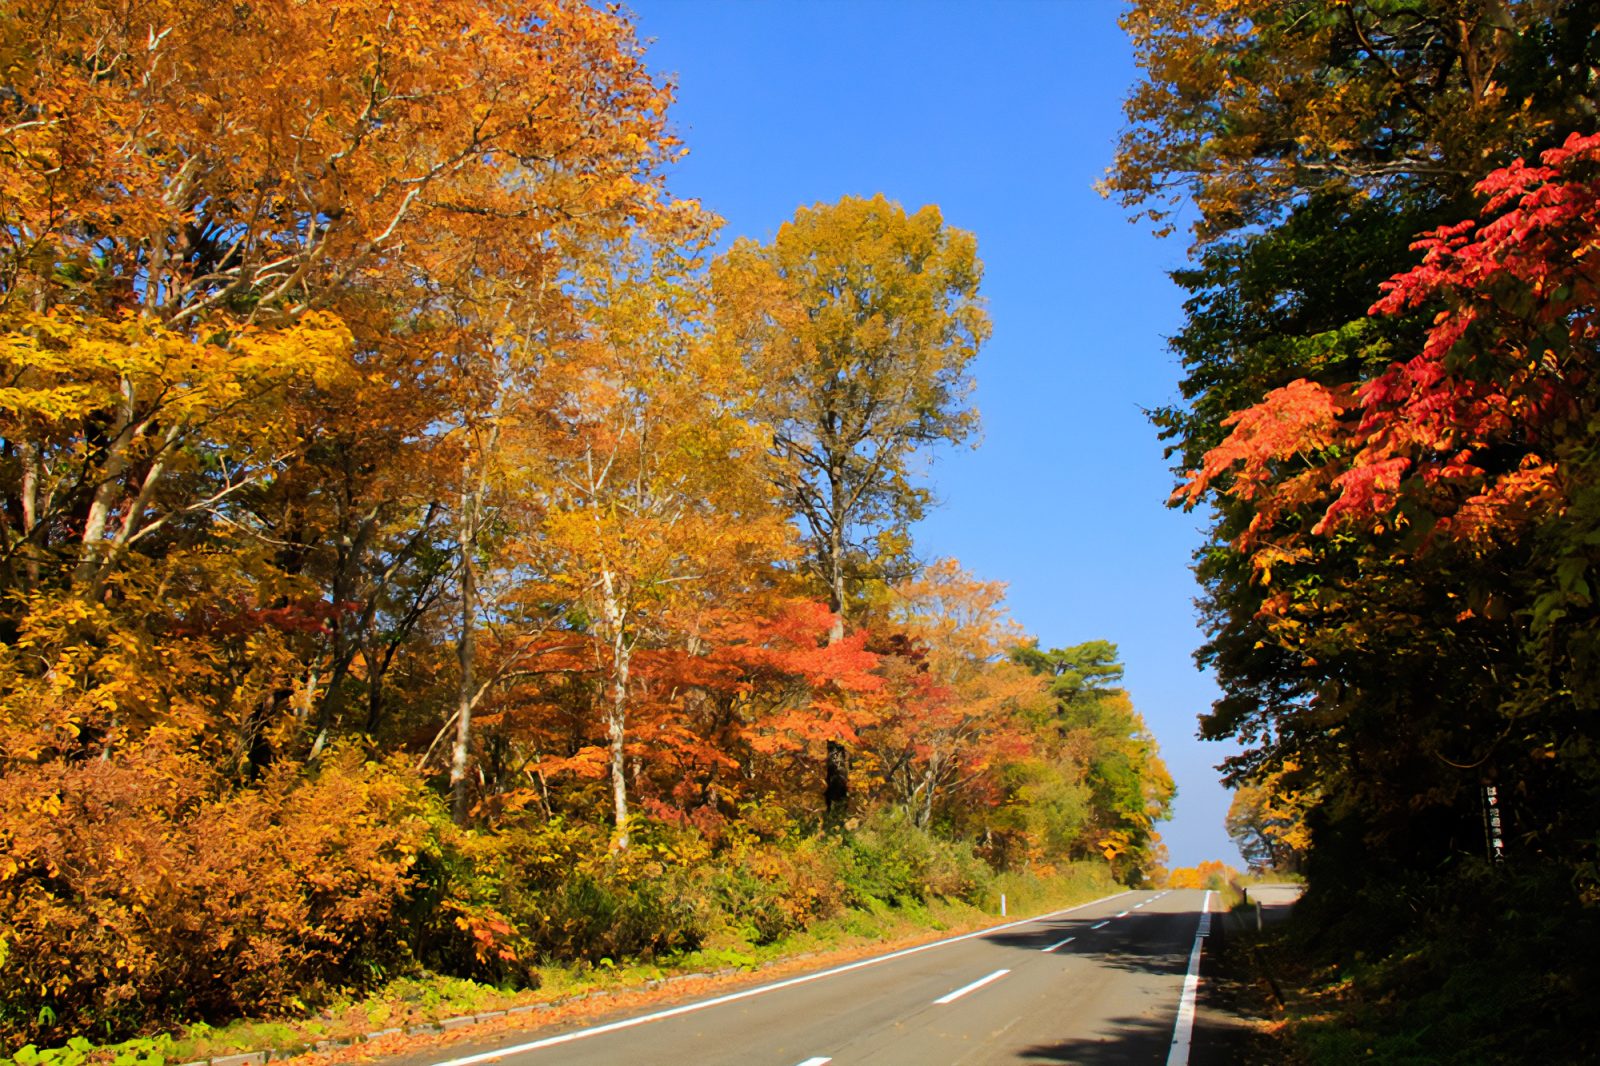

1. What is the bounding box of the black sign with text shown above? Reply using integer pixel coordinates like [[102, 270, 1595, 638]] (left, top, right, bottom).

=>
[[1482, 784, 1506, 863]]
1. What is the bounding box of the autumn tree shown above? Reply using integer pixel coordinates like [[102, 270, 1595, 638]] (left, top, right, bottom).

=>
[[1226, 763, 1314, 874], [1186, 132, 1600, 880], [1110, 1, 1600, 884], [647, 599, 884, 825], [1011, 641, 1174, 883], [869, 560, 1038, 830], [0, 0, 695, 1037], [1107, 0, 1600, 241], [525, 216, 790, 847], [1166, 860, 1237, 892], [713, 194, 989, 822], [0, 0, 680, 775]]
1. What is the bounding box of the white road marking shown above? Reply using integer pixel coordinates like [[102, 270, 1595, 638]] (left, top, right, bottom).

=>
[[933, 968, 1011, 1005], [1165, 889, 1214, 1066], [1115, 910, 1130, 917], [1091, 920, 1109, 929], [423, 891, 1133, 1066], [795, 1058, 832, 1066], [1041, 936, 1075, 953]]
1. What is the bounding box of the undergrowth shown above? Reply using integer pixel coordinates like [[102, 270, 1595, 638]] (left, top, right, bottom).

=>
[[1265, 862, 1600, 1064], [4, 801, 1118, 1061]]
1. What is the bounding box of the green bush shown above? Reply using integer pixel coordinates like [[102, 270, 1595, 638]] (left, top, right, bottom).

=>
[[839, 809, 993, 907], [700, 834, 847, 945]]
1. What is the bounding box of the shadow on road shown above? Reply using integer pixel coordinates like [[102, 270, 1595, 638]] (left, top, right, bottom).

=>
[[1080, 944, 1189, 979], [1013, 1012, 1172, 1063], [982, 916, 1198, 982], [980, 923, 1095, 951]]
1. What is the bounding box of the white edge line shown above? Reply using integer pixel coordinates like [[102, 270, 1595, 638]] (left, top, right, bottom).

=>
[[795, 1058, 832, 1066], [1041, 936, 1075, 953], [426, 890, 1133, 1066], [932, 968, 1010, 1005], [1165, 889, 1213, 1066]]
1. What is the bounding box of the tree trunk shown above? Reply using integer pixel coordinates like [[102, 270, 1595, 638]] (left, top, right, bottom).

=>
[[449, 471, 479, 825], [822, 490, 851, 828], [917, 763, 938, 830], [824, 740, 850, 828], [449, 418, 500, 825], [600, 563, 632, 849], [75, 379, 138, 591], [18, 438, 39, 588], [607, 649, 631, 849]]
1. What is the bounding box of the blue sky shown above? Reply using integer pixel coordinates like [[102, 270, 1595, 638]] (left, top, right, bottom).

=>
[[628, 0, 1239, 869]]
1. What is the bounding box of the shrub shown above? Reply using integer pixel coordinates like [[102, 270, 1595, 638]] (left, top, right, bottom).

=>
[[701, 835, 847, 945], [0, 744, 430, 1045], [414, 815, 716, 968], [839, 809, 993, 907]]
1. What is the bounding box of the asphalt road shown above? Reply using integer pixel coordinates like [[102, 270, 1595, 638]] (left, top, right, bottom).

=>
[[408, 888, 1220, 1066]]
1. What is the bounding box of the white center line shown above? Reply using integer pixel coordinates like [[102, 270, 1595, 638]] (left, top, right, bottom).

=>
[[1091, 920, 1109, 929], [1041, 936, 1075, 953], [933, 968, 1010, 1005], [795, 1059, 832, 1066]]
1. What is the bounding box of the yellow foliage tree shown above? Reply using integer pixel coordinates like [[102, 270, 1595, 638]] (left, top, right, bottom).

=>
[[1226, 760, 1316, 873]]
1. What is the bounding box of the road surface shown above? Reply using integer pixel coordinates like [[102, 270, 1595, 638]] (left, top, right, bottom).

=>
[[400, 888, 1222, 1066]]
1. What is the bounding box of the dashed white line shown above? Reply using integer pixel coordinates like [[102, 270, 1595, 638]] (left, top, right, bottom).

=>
[[1091, 920, 1109, 929], [795, 1058, 832, 1066], [1115, 910, 1130, 918], [933, 968, 1011, 1005], [1041, 936, 1075, 953]]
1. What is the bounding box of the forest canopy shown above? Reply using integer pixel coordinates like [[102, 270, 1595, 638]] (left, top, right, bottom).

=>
[[0, 0, 1173, 1045]]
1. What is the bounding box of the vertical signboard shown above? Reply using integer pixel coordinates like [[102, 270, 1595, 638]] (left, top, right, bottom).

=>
[[1482, 784, 1505, 863]]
